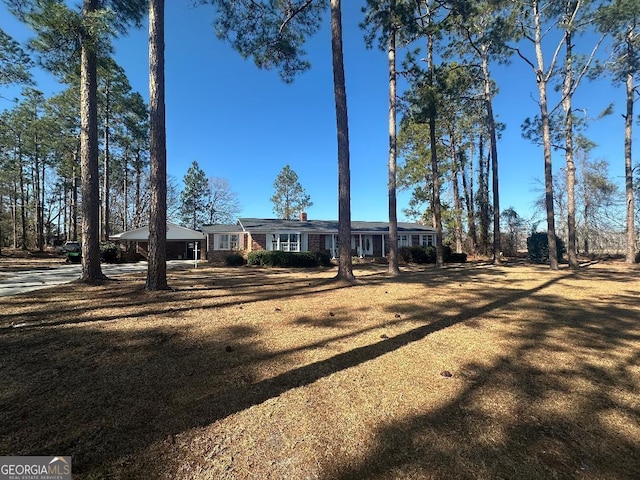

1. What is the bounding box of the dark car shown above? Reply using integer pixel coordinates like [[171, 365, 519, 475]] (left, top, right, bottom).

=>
[[60, 241, 81, 262]]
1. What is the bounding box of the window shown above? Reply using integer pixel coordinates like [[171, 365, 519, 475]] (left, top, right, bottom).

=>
[[398, 234, 410, 247], [218, 234, 239, 250], [271, 233, 300, 252], [420, 234, 434, 247]]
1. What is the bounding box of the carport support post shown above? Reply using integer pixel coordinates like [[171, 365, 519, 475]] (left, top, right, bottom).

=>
[[194, 242, 198, 268]]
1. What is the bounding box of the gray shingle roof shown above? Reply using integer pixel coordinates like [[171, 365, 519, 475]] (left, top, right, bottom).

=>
[[202, 218, 435, 234]]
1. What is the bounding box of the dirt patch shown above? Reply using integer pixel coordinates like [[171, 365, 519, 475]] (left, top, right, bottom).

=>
[[1, 261, 639, 479]]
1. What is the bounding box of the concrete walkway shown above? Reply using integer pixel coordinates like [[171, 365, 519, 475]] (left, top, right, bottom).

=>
[[0, 260, 199, 297]]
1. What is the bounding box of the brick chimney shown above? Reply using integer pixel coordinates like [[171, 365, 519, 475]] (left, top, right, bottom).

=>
[[299, 212, 308, 221]]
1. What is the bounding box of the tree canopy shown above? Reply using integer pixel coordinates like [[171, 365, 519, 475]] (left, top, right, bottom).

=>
[[271, 165, 313, 220]]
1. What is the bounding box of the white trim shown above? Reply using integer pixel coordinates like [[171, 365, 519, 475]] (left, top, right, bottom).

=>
[[269, 232, 302, 252], [214, 233, 242, 251], [420, 234, 435, 247]]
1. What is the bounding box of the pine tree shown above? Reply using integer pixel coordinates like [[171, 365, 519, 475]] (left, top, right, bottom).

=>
[[205, 0, 356, 281], [180, 161, 210, 230], [0, 28, 32, 88], [7, 0, 146, 281], [146, 0, 168, 290], [271, 165, 313, 220], [595, 0, 640, 264]]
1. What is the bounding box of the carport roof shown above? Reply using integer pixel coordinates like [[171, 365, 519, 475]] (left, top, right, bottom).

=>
[[110, 222, 205, 241]]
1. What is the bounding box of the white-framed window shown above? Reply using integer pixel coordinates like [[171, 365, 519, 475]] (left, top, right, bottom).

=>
[[398, 234, 411, 247], [271, 232, 301, 252], [420, 234, 434, 247], [218, 233, 240, 250]]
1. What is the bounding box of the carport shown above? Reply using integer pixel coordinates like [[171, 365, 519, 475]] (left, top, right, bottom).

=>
[[110, 223, 206, 260]]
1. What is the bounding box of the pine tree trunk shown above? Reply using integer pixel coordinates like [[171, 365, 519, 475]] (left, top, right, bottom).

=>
[[18, 141, 27, 250], [80, 0, 106, 281], [134, 151, 142, 228], [330, 0, 355, 282], [450, 131, 463, 253], [538, 84, 559, 270], [40, 140, 46, 250], [146, 0, 169, 290], [72, 161, 78, 241], [387, 0, 399, 275], [103, 79, 111, 241], [478, 136, 490, 255], [563, 28, 578, 269], [34, 129, 43, 252], [461, 144, 476, 253], [123, 151, 128, 231], [625, 28, 636, 264], [533, 0, 558, 270], [482, 52, 501, 264], [12, 182, 17, 248], [425, 25, 443, 267]]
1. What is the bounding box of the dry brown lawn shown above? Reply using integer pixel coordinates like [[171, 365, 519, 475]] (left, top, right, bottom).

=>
[[1, 260, 639, 479]]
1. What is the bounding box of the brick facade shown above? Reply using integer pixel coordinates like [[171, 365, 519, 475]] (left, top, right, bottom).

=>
[[251, 233, 267, 252]]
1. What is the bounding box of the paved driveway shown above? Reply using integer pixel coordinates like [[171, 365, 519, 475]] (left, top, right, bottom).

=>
[[0, 260, 199, 297]]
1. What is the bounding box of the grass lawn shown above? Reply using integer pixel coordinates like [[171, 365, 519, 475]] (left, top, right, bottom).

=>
[[1, 260, 639, 479]]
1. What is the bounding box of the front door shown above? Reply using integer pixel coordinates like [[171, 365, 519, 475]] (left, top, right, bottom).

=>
[[363, 235, 373, 256]]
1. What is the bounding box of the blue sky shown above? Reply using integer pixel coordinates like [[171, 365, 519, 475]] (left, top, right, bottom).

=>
[[0, 1, 631, 226]]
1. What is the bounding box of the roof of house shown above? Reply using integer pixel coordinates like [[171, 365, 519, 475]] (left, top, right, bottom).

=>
[[110, 222, 205, 241], [203, 218, 436, 234]]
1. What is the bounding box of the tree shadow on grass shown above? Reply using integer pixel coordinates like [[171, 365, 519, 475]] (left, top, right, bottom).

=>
[[0, 268, 572, 478], [0, 262, 512, 331], [328, 288, 640, 479]]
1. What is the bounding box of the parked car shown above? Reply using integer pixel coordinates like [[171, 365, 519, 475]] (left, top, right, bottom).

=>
[[59, 241, 81, 263]]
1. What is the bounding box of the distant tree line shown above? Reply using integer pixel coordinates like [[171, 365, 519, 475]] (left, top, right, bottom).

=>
[[1, 0, 638, 285]]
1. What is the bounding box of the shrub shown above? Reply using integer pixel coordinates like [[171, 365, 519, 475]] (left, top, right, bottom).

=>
[[308, 251, 332, 267], [526, 232, 566, 264], [225, 253, 246, 266], [246, 250, 331, 268], [423, 246, 437, 263], [100, 242, 119, 263], [398, 247, 413, 263], [447, 252, 468, 263], [411, 246, 430, 264], [398, 245, 467, 264], [635, 251, 640, 264]]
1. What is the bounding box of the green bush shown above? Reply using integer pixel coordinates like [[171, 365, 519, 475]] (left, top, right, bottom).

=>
[[447, 252, 468, 263], [402, 246, 431, 264], [398, 245, 466, 264], [526, 232, 566, 264], [398, 246, 413, 263], [225, 253, 246, 266], [246, 250, 331, 268], [300, 251, 332, 267], [246, 251, 265, 266], [423, 246, 437, 263], [100, 242, 119, 263]]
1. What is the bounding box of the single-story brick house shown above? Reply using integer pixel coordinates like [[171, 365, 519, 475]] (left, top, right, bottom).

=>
[[202, 214, 437, 262]]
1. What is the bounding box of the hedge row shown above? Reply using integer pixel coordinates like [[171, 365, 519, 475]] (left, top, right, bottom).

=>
[[398, 245, 468, 264], [245, 250, 332, 268]]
